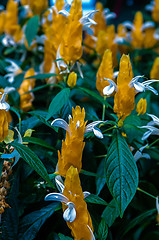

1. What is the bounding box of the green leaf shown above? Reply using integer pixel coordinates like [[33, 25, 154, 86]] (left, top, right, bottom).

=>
[[46, 88, 70, 120], [25, 15, 39, 47], [85, 194, 108, 206], [102, 199, 120, 227], [98, 218, 108, 240], [96, 159, 106, 195], [22, 137, 56, 151], [18, 202, 60, 240], [121, 209, 156, 237], [58, 234, 73, 240], [29, 110, 52, 128], [13, 73, 25, 88], [10, 142, 54, 188], [123, 115, 143, 143], [25, 73, 58, 80], [78, 87, 104, 104], [0, 75, 7, 88], [105, 131, 138, 217]]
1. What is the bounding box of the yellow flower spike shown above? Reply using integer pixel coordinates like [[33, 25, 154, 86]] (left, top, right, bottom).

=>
[[131, 11, 144, 49], [45, 166, 94, 240], [29, 0, 48, 15], [114, 54, 135, 120], [136, 98, 147, 115], [55, 0, 65, 12], [96, 49, 114, 96], [67, 72, 77, 88], [57, 106, 86, 177], [152, 0, 159, 23], [18, 68, 36, 112], [117, 24, 129, 54], [0, 110, 9, 142], [144, 27, 157, 49], [0, 11, 6, 35], [93, 2, 107, 36], [69, 0, 83, 21], [5, 0, 18, 36], [150, 57, 159, 80]]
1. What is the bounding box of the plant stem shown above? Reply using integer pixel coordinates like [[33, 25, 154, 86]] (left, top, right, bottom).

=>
[[137, 187, 156, 200], [148, 138, 159, 148], [102, 96, 106, 121]]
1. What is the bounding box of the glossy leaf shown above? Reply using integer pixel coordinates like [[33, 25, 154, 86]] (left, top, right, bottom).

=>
[[105, 131, 138, 217], [98, 218, 108, 240], [25, 15, 39, 47]]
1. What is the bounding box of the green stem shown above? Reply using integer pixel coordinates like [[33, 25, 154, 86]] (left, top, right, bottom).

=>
[[102, 96, 106, 121], [103, 125, 116, 133], [148, 138, 159, 148], [137, 187, 156, 200]]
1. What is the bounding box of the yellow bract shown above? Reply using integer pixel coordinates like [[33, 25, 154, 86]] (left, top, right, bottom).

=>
[[136, 98, 147, 115], [152, 0, 159, 22], [96, 49, 114, 96], [29, 0, 48, 15], [18, 68, 36, 111], [150, 57, 159, 79], [0, 11, 6, 35], [5, 0, 18, 35], [0, 110, 9, 142], [131, 11, 144, 49], [114, 54, 135, 120], [58, 106, 87, 177], [63, 166, 93, 240], [67, 72, 77, 88]]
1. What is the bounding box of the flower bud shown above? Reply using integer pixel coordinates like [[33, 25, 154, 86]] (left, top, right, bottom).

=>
[[136, 98, 147, 115], [67, 72, 77, 88]]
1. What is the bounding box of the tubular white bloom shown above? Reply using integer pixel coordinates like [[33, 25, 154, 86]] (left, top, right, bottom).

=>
[[5, 59, 20, 73], [141, 21, 155, 31], [147, 114, 159, 126], [105, 12, 116, 20], [2, 35, 15, 47], [133, 144, 150, 162], [129, 76, 159, 95], [140, 126, 159, 140], [0, 93, 10, 111], [103, 78, 117, 96], [45, 180, 91, 223], [52, 118, 106, 139], [122, 21, 134, 30], [87, 225, 96, 240], [156, 196, 159, 214], [83, 191, 91, 198], [145, 3, 155, 11], [56, 47, 69, 73]]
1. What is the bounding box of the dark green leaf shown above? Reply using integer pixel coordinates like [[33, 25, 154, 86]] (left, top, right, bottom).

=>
[[105, 131, 138, 217], [0, 75, 7, 88], [46, 88, 70, 120], [102, 199, 120, 227], [18, 202, 60, 240], [58, 233, 73, 240], [121, 209, 156, 237], [10, 142, 54, 188], [25, 73, 58, 80], [78, 87, 104, 104], [25, 15, 39, 47], [85, 194, 108, 206], [13, 73, 25, 88], [22, 137, 56, 151], [96, 159, 106, 195], [98, 218, 108, 240]]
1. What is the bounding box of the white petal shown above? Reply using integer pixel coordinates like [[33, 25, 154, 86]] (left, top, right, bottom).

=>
[[142, 130, 152, 140], [114, 37, 126, 44], [51, 118, 71, 134], [56, 47, 68, 71], [45, 193, 69, 204], [76, 120, 80, 128], [93, 127, 103, 139], [4, 87, 15, 94], [83, 191, 91, 198], [77, 61, 83, 78], [122, 21, 134, 30], [147, 114, 159, 125], [154, 32, 159, 40], [87, 225, 96, 240], [5, 59, 20, 72], [113, 71, 119, 79], [145, 85, 158, 95], [133, 82, 145, 92], [85, 121, 105, 133], [59, 9, 69, 17], [142, 21, 155, 31], [103, 85, 115, 95], [103, 8, 110, 15], [156, 196, 159, 214], [63, 202, 76, 222], [4, 73, 14, 83], [105, 12, 116, 20], [145, 4, 154, 11], [0, 102, 10, 111], [55, 176, 65, 193]]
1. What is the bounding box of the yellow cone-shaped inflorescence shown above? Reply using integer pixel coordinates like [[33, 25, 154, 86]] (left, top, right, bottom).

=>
[[96, 49, 114, 96], [63, 166, 94, 240], [152, 0, 159, 23], [58, 106, 87, 177], [67, 72, 77, 88], [0, 110, 9, 142], [29, 0, 48, 15], [150, 57, 159, 79], [144, 27, 157, 49], [131, 11, 144, 49], [0, 11, 6, 35], [93, 2, 107, 36], [114, 54, 136, 120], [18, 68, 36, 111], [5, 0, 18, 36], [59, 0, 83, 63], [136, 98, 147, 115], [117, 24, 129, 54]]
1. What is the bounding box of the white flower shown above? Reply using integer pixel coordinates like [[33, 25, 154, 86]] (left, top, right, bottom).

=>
[[0, 87, 15, 111], [140, 114, 159, 140], [156, 196, 159, 214], [45, 179, 90, 223], [103, 78, 117, 96], [132, 144, 150, 162], [5, 59, 21, 83], [51, 118, 106, 139], [129, 76, 159, 95]]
